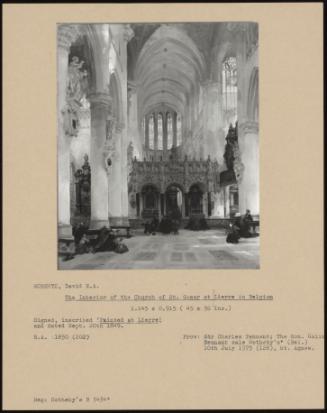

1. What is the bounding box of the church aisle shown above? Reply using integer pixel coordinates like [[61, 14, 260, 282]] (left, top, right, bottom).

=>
[[59, 230, 259, 270]]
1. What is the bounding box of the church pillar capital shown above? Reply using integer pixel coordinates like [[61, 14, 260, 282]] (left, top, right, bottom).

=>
[[57, 24, 81, 52], [88, 92, 112, 111]]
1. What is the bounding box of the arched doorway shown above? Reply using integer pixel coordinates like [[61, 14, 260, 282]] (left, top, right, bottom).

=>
[[141, 184, 159, 218], [188, 184, 203, 215], [165, 184, 183, 216]]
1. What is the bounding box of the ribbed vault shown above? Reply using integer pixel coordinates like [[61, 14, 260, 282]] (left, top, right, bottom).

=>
[[134, 25, 206, 116]]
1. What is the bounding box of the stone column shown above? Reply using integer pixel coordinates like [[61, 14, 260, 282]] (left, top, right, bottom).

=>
[[96, 24, 133, 228], [88, 92, 112, 230], [57, 24, 80, 255], [119, 122, 130, 223], [173, 112, 177, 147], [127, 81, 141, 158], [118, 24, 135, 226], [107, 123, 124, 225], [201, 81, 225, 163], [237, 121, 259, 215]]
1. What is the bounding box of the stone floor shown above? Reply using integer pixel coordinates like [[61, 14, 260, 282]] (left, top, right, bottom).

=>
[[59, 229, 259, 270]]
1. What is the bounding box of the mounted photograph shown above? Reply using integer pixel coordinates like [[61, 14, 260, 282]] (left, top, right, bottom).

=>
[[57, 22, 259, 269]]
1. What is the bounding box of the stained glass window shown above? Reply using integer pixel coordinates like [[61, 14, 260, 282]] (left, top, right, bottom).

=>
[[148, 114, 154, 149], [222, 56, 237, 117], [167, 112, 173, 149], [157, 113, 163, 150]]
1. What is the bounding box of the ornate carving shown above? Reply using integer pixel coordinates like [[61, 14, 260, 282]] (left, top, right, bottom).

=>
[[226, 22, 258, 60], [127, 141, 134, 175], [232, 142, 245, 182], [67, 57, 88, 102], [129, 153, 219, 194], [223, 124, 236, 169], [245, 24, 258, 59], [222, 123, 245, 183], [129, 193, 137, 209], [57, 24, 80, 51], [106, 117, 115, 140], [103, 138, 119, 175], [62, 56, 89, 137]]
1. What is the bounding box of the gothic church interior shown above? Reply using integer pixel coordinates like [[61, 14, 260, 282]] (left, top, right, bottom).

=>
[[58, 22, 259, 269]]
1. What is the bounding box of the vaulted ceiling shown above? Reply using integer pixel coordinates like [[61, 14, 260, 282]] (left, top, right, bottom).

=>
[[128, 23, 220, 117]]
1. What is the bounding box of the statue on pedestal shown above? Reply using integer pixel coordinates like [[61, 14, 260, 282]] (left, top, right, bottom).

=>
[[63, 56, 88, 137]]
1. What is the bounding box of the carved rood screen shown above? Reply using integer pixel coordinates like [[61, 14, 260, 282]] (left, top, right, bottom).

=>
[[128, 156, 220, 195]]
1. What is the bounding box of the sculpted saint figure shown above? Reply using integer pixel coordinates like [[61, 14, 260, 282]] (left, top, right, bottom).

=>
[[67, 56, 88, 105]]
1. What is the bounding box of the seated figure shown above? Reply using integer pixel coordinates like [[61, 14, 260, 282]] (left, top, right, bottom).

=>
[[76, 233, 91, 254], [73, 222, 88, 245], [226, 214, 241, 244], [92, 227, 129, 254], [239, 209, 256, 237], [144, 216, 159, 235], [227, 210, 258, 244], [93, 227, 116, 252], [243, 209, 258, 236]]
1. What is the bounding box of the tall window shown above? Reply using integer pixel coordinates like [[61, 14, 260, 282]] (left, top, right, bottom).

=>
[[222, 56, 237, 118], [148, 114, 154, 149], [167, 112, 173, 149], [177, 114, 182, 146], [157, 113, 163, 150]]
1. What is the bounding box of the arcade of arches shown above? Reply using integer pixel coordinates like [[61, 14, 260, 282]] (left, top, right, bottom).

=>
[[58, 23, 259, 266]]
